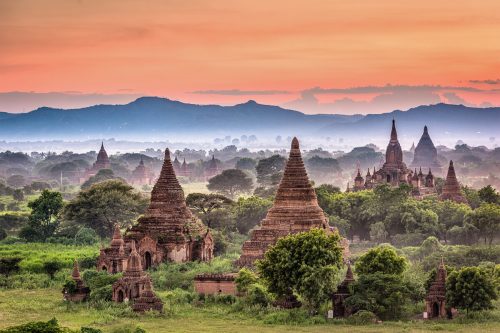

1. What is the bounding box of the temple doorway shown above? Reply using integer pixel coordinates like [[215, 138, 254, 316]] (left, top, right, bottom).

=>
[[432, 302, 439, 318], [144, 251, 152, 270], [102, 266, 107, 272], [117, 290, 124, 303], [386, 175, 391, 183]]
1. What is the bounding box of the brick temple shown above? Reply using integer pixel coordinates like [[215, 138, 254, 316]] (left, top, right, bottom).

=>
[[439, 160, 467, 204], [99, 147, 213, 272], [424, 258, 455, 319], [237, 137, 349, 267], [80, 142, 111, 183], [130, 157, 154, 186], [350, 120, 436, 198], [410, 126, 442, 173]]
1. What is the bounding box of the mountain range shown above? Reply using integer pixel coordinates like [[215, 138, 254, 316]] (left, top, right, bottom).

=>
[[0, 97, 498, 147]]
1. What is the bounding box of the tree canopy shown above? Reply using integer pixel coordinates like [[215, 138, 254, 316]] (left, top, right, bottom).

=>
[[207, 169, 253, 198]]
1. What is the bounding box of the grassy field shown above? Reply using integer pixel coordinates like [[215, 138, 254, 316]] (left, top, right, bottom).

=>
[[0, 288, 498, 333]]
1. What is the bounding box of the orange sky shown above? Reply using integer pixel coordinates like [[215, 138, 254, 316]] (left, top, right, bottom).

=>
[[0, 0, 499, 113]]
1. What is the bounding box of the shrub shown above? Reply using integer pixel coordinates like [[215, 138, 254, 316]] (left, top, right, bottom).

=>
[[0, 236, 23, 244], [74, 228, 99, 246], [235, 267, 258, 293], [0, 228, 7, 241], [63, 278, 78, 294], [346, 310, 378, 325], [391, 233, 427, 247], [0, 257, 22, 276], [81, 328, 103, 333], [246, 283, 271, 307], [42, 260, 62, 279], [89, 285, 113, 303], [79, 255, 98, 270], [83, 270, 120, 290], [0, 318, 71, 333]]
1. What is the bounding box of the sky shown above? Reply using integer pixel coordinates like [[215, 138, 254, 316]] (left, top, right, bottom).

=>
[[0, 0, 499, 114]]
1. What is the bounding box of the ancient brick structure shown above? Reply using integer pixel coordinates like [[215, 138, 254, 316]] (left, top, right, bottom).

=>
[[440, 160, 467, 204], [237, 137, 349, 267], [332, 263, 355, 317], [178, 158, 191, 177], [425, 259, 449, 319], [124, 148, 213, 267], [194, 273, 237, 296], [204, 155, 219, 180], [350, 121, 436, 198], [63, 260, 90, 302], [80, 142, 112, 183], [97, 225, 129, 273], [132, 278, 164, 312], [130, 157, 154, 186], [411, 126, 442, 173], [172, 156, 181, 174], [112, 241, 152, 303]]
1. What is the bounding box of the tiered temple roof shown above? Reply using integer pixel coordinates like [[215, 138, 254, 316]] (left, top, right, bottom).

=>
[[237, 137, 336, 267], [411, 126, 442, 171], [94, 142, 111, 170], [63, 260, 90, 302], [425, 258, 448, 318], [440, 160, 467, 203]]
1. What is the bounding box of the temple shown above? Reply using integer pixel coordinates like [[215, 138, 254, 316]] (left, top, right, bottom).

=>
[[80, 142, 111, 183], [350, 121, 436, 198], [63, 260, 90, 302], [410, 126, 442, 173], [331, 263, 355, 317], [131, 277, 164, 312], [439, 160, 467, 203], [130, 157, 154, 186], [99, 147, 213, 272], [237, 137, 349, 267], [204, 155, 219, 180], [424, 259, 454, 319]]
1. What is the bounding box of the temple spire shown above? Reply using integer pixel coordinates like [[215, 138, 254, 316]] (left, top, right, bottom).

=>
[[72, 260, 82, 282], [390, 119, 398, 142]]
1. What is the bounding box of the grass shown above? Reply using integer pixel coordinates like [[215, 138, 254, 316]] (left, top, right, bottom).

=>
[[0, 288, 498, 333], [181, 182, 209, 195]]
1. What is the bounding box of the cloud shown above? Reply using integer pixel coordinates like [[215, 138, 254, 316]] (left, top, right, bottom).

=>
[[190, 89, 290, 96], [0, 91, 142, 113], [442, 92, 469, 105], [303, 84, 484, 94], [469, 79, 500, 85]]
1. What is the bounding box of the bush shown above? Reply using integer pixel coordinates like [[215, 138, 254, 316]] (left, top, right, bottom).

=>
[[79, 255, 98, 270], [83, 270, 120, 290], [0, 318, 71, 333], [246, 283, 271, 307], [0, 236, 23, 244], [0, 257, 22, 276], [81, 328, 103, 333], [109, 327, 146, 333], [235, 267, 258, 293], [0, 228, 7, 241], [89, 285, 113, 303], [391, 233, 427, 247], [346, 310, 378, 325], [42, 260, 62, 279], [74, 228, 99, 246]]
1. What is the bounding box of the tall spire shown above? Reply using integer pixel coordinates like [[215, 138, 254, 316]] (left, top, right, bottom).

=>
[[125, 241, 143, 276], [440, 160, 466, 203], [390, 119, 398, 142], [72, 260, 82, 282], [111, 224, 124, 247]]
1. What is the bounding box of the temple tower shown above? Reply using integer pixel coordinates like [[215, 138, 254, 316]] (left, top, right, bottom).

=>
[[425, 259, 448, 319], [440, 161, 467, 203], [131, 157, 153, 185], [411, 126, 442, 172], [332, 263, 355, 317], [97, 225, 128, 273], [237, 137, 344, 267], [381, 120, 409, 185], [63, 260, 90, 302]]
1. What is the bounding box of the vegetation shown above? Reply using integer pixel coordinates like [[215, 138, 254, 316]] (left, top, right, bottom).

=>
[[207, 169, 253, 198]]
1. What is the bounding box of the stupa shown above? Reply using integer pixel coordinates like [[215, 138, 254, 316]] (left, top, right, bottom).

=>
[[440, 161, 467, 203], [236, 137, 348, 267], [411, 126, 442, 172]]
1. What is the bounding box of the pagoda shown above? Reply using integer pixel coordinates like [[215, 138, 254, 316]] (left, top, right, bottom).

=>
[[63, 260, 90, 302], [411, 126, 442, 172], [425, 259, 449, 319], [332, 263, 355, 317], [130, 157, 153, 186], [440, 160, 467, 203], [81, 142, 112, 183], [236, 137, 348, 267], [124, 148, 213, 267], [132, 276, 163, 312], [205, 155, 219, 180], [97, 225, 128, 273]]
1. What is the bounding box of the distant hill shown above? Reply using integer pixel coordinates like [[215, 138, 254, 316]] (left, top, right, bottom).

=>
[[0, 98, 498, 146]]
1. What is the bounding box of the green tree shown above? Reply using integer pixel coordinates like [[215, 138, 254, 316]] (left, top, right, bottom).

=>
[[186, 193, 233, 228], [257, 228, 343, 313], [42, 260, 61, 279], [61, 180, 148, 238], [81, 169, 123, 190], [235, 267, 258, 293], [369, 221, 388, 244], [467, 203, 500, 245], [478, 185, 500, 204], [207, 169, 253, 198], [235, 157, 257, 171], [233, 196, 272, 234], [355, 245, 407, 276], [256, 155, 286, 187], [446, 266, 498, 316], [19, 190, 64, 241]]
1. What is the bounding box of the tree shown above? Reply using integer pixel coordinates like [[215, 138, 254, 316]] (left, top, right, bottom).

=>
[[42, 260, 61, 279], [207, 169, 253, 198], [233, 196, 273, 234], [81, 169, 124, 190], [12, 189, 24, 201], [355, 245, 407, 276], [478, 185, 500, 204], [467, 203, 500, 245], [19, 190, 64, 242], [236, 158, 257, 171], [369, 221, 388, 244], [256, 155, 286, 187], [345, 272, 412, 320], [186, 193, 233, 227], [0, 227, 6, 241], [305, 156, 342, 183], [257, 229, 343, 313], [61, 180, 148, 238], [235, 267, 259, 293], [446, 266, 497, 316], [7, 174, 26, 188]]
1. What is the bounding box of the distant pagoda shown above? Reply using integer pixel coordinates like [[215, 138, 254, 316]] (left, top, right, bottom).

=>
[[130, 157, 154, 186], [80, 142, 111, 183], [440, 160, 467, 204], [411, 126, 442, 172], [237, 137, 349, 267], [425, 258, 448, 319]]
